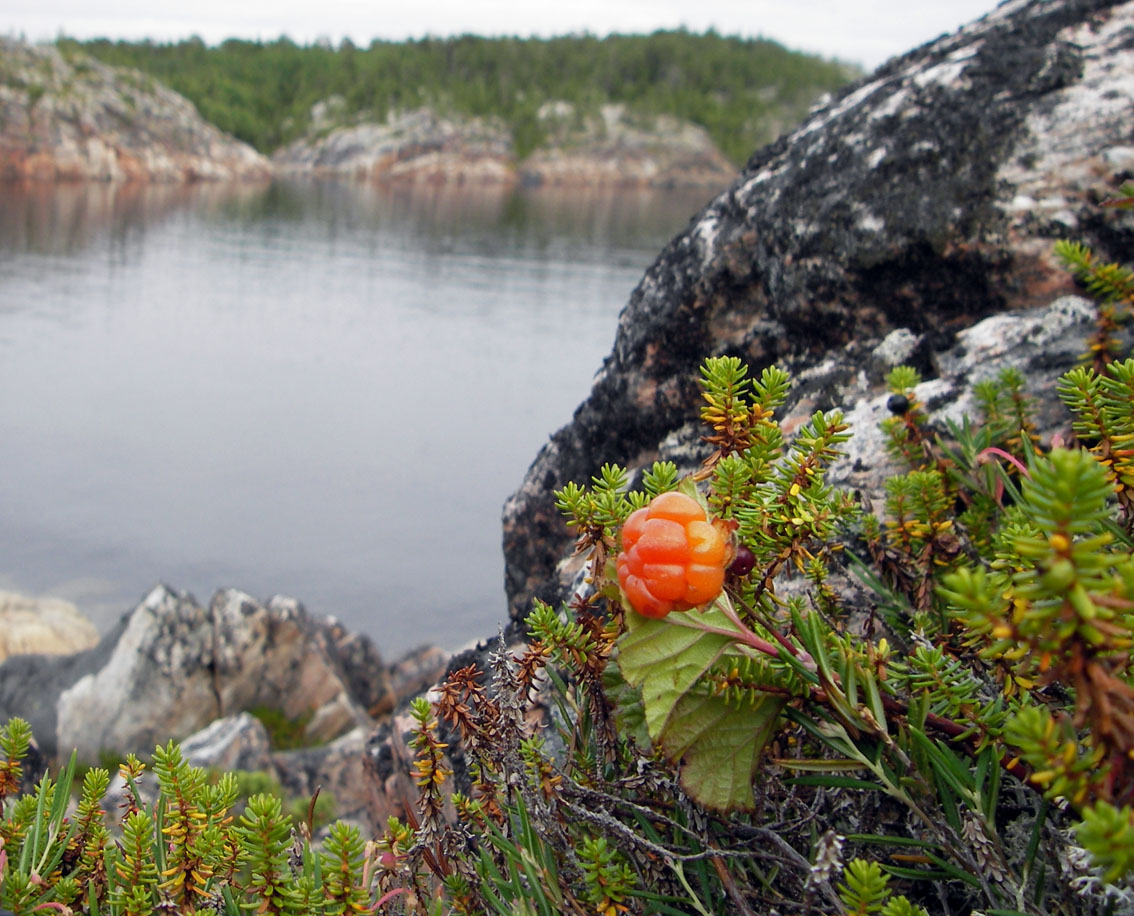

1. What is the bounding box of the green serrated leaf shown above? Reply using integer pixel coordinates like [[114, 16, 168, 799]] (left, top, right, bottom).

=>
[[618, 608, 735, 739], [665, 689, 785, 811], [617, 604, 785, 811]]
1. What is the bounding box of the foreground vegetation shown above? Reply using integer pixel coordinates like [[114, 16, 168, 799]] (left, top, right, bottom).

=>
[[64, 32, 857, 160], [1, 195, 1132, 912]]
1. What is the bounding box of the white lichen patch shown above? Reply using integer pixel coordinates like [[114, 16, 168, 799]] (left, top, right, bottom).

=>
[[999, 2, 1134, 213], [793, 77, 890, 140], [856, 207, 886, 233], [912, 45, 980, 90], [737, 162, 786, 198], [872, 328, 919, 367], [1103, 145, 1134, 169], [868, 87, 911, 122], [949, 295, 1095, 366], [693, 213, 721, 269]]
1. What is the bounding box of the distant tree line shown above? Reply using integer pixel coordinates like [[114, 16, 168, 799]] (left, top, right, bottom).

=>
[[67, 32, 858, 162]]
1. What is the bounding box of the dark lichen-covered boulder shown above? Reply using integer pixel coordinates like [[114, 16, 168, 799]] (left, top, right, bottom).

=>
[[502, 0, 1134, 624]]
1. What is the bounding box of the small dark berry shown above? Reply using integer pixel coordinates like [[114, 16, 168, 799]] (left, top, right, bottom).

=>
[[886, 393, 911, 416], [728, 544, 756, 578]]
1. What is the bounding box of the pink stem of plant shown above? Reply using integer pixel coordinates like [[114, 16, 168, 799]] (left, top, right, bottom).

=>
[[977, 446, 1031, 506], [375, 888, 408, 908], [977, 446, 1031, 478], [666, 606, 784, 660]]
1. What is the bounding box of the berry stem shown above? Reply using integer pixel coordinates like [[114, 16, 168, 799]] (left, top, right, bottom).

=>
[[664, 601, 784, 660]]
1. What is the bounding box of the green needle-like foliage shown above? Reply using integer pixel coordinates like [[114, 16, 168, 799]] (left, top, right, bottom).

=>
[[578, 835, 635, 913], [239, 794, 295, 915], [5, 222, 1134, 915], [882, 366, 932, 468], [1077, 801, 1134, 883], [1056, 240, 1134, 306], [838, 859, 892, 914], [0, 718, 31, 807], [112, 810, 160, 916]]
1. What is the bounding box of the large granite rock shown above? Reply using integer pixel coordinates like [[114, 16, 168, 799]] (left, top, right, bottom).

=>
[[179, 713, 379, 829], [0, 585, 396, 760], [0, 38, 271, 182], [501, 0, 1134, 625]]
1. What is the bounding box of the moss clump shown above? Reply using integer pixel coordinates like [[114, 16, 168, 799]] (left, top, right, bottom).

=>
[[247, 704, 316, 751]]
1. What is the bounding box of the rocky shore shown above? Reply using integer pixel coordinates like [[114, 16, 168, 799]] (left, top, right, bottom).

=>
[[0, 585, 449, 826], [1, 38, 737, 189], [272, 102, 739, 189], [0, 37, 271, 182]]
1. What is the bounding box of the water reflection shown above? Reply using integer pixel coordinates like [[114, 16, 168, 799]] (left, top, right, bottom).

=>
[[0, 181, 268, 254], [0, 179, 710, 257], [0, 178, 708, 654]]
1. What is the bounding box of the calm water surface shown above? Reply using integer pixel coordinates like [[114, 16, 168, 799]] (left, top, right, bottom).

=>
[[0, 179, 709, 655]]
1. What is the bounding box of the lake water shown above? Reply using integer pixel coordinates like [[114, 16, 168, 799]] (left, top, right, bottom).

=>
[[0, 179, 710, 656]]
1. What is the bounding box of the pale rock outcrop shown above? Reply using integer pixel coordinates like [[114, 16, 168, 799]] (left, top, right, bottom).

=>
[[176, 714, 385, 830], [272, 108, 515, 184], [520, 103, 738, 189], [0, 37, 271, 182], [180, 711, 274, 774], [272, 103, 738, 189], [0, 585, 396, 760], [272, 727, 378, 829], [0, 591, 99, 662]]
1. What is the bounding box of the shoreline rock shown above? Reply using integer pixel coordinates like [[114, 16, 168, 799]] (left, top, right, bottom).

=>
[[0, 37, 271, 182], [0, 40, 741, 190], [0, 584, 448, 762], [272, 103, 738, 189], [519, 103, 739, 189], [272, 107, 515, 185]]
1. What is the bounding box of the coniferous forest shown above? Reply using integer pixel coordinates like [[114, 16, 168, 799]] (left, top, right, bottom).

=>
[[69, 32, 859, 161]]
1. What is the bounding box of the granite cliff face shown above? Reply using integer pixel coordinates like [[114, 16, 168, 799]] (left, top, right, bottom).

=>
[[520, 103, 739, 189], [501, 0, 1134, 624], [0, 38, 271, 181]]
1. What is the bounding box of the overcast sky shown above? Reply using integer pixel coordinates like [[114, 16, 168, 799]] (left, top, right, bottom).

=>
[[4, 1, 1003, 70]]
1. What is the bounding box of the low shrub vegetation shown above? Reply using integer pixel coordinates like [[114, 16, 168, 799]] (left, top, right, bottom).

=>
[[1, 192, 1132, 913]]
